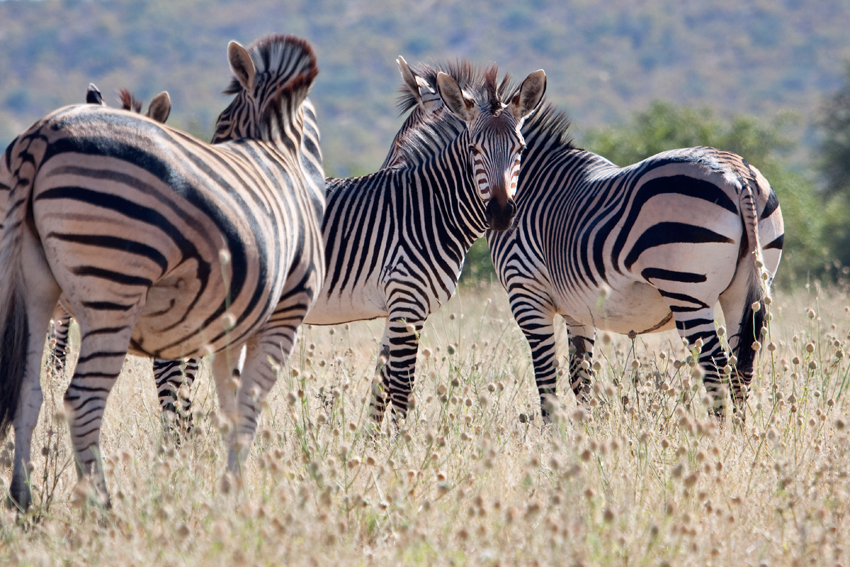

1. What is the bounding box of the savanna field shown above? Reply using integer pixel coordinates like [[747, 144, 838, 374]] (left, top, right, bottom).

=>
[[0, 281, 848, 566]]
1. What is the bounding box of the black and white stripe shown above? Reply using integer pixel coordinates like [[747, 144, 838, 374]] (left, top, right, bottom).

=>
[[303, 62, 546, 426], [149, 97, 324, 436], [0, 34, 326, 509], [40, 85, 199, 435], [487, 106, 785, 420]]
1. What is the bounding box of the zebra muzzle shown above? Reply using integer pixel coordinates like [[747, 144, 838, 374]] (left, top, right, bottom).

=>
[[486, 198, 517, 232]]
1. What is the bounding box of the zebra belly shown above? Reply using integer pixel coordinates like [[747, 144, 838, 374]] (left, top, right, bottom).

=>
[[304, 289, 387, 325], [560, 281, 676, 335]]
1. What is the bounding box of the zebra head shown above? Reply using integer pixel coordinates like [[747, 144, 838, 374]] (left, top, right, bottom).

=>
[[85, 83, 172, 123], [117, 88, 172, 123], [437, 67, 546, 232], [212, 34, 319, 144]]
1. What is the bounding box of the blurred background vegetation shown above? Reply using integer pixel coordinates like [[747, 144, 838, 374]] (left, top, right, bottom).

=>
[[1, 0, 849, 290]]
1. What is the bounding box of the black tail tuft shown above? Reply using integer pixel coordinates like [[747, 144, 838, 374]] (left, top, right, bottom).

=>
[[734, 282, 766, 380], [0, 284, 29, 437]]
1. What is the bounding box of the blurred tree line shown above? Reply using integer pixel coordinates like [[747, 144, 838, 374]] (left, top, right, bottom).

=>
[[461, 69, 850, 290]]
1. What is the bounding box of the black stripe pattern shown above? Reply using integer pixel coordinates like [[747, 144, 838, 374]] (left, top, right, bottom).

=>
[[486, 104, 786, 420], [304, 62, 545, 426], [0, 34, 325, 509]]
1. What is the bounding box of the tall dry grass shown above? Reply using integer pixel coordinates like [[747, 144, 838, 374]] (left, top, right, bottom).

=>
[[1, 282, 849, 566]]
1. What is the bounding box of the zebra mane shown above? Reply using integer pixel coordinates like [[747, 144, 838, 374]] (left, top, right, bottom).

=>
[[396, 59, 516, 115], [522, 102, 576, 150], [118, 88, 143, 113], [390, 107, 468, 168], [481, 66, 515, 112], [223, 34, 318, 99]]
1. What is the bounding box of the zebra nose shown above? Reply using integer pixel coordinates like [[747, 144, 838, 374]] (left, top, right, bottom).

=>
[[486, 198, 517, 232]]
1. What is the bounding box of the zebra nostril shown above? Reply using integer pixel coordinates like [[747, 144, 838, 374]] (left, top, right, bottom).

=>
[[486, 199, 516, 232]]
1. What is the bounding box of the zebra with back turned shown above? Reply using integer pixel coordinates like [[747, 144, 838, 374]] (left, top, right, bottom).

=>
[[486, 106, 784, 420], [69, 83, 325, 439], [304, 62, 546, 425], [48, 84, 198, 434], [0, 33, 326, 509]]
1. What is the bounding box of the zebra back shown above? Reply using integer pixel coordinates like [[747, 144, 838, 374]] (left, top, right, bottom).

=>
[[0, 34, 326, 509], [486, 102, 785, 420]]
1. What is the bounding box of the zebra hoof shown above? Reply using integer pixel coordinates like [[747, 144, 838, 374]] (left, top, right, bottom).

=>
[[6, 479, 32, 513]]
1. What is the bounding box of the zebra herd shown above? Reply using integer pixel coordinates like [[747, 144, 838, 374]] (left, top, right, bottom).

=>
[[0, 33, 784, 511]]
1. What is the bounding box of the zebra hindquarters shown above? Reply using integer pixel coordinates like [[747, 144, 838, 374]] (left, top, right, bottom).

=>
[[153, 357, 199, 440]]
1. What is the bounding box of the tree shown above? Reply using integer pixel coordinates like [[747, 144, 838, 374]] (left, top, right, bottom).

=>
[[819, 63, 850, 198]]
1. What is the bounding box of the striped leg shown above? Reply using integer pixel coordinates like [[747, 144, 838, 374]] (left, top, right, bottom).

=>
[[64, 310, 142, 506], [368, 333, 392, 425], [368, 309, 425, 426], [508, 290, 561, 420], [566, 322, 595, 406], [671, 307, 729, 417], [154, 357, 198, 436], [719, 278, 766, 421], [224, 286, 313, 472], [212, 349, 241, 434], [50, 304, 73, 375]]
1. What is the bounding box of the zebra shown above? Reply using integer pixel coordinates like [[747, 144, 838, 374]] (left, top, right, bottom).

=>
[[83, 87, 325, 440], [0, 33, 326, 509], [48, 84, 198, 434], [150, 59, 544, 429], [303, 62, 547, 426], [485, 105, 785, 421]]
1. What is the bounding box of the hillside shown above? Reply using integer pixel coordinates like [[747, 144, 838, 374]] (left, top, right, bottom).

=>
[[1, 0, 848, 174]]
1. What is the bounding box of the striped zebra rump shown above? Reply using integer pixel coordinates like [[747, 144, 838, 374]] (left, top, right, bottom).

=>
[[488, 105, 784, 421], [0, 33, 325, 510], [305, 61, 547, 427], [42, 85, 200, 435], [4, 85, 195, 410]]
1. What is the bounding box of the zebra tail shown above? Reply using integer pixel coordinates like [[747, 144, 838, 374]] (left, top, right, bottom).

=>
[[0, 137, 36, 437], [732, 169, 768, 372]]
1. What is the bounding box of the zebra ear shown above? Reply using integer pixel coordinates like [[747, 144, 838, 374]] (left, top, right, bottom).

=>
[[228, 40, 256, 93], [85, 83, 104, 106], [398, 57, 442, 114], [147, 91, 172, 124], [436, 71, 478, 124], [508, 69, 547, 122], [397, 56, 420, 101]]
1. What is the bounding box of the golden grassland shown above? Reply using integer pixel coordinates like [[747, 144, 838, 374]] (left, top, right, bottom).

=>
[[1, 282, 849, 566]]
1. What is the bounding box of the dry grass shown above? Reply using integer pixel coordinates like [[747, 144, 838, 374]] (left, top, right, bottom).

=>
[[1, 282, 849, 566]]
